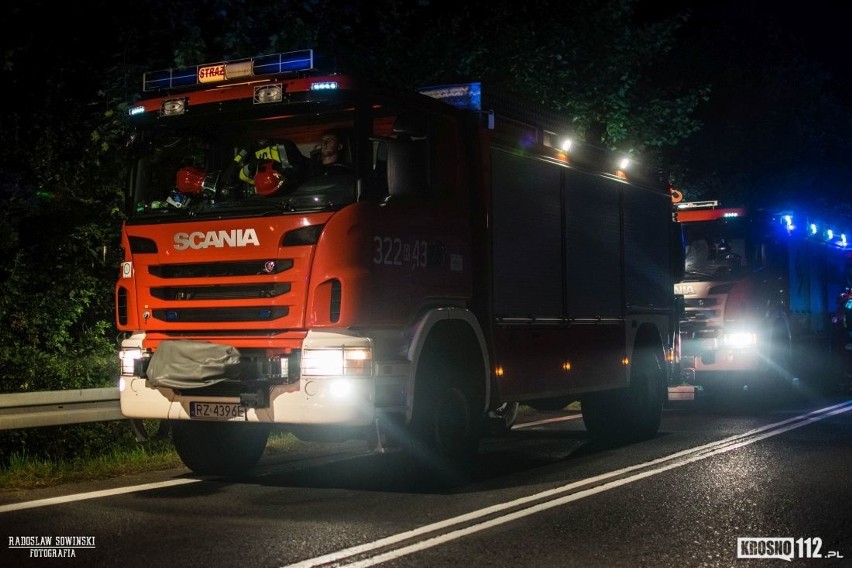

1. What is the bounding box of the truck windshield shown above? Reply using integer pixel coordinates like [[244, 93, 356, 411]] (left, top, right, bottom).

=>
[[127, 112, 356, 220], [682, 219, 749, 280]]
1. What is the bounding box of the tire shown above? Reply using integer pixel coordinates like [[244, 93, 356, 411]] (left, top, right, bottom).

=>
[[581, 343, 666, 446], [486, 402, 520, 436], [406, 331, 483, 488], [171, 420, 270, 477]]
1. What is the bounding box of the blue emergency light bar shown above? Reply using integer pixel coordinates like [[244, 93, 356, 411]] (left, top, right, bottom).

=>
[[143, 49, 315, 92]]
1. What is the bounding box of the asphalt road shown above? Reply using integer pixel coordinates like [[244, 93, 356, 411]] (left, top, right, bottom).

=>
[[1, 390, 851, 568]]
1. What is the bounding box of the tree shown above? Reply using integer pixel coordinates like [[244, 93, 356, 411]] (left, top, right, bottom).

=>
[[654, 2, 852, 209]]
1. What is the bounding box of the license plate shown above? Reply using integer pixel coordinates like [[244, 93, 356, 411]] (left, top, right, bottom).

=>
[[189, 402, 246, 420]]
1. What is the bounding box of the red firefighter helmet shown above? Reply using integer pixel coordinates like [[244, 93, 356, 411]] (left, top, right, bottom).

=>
[[254, 160, 285, 196], [175, 166, 206, 195]]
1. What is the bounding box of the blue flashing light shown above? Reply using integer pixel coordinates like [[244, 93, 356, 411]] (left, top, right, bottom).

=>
[[253, 50, 314, 76], [419, 82, 482, 111], [144, 66, 198, 92], [809, 223, 818, 236]]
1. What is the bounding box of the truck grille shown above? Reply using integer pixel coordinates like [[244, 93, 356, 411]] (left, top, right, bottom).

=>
[[149, 259, 293, 278], [683, 297, 719, 321], [150, 283, 290, 301], [151, 307, 289, 322], [137, 256, 301, 328]]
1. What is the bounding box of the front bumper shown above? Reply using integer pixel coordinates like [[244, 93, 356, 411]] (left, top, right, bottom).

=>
[[119, 375, 381, 426]]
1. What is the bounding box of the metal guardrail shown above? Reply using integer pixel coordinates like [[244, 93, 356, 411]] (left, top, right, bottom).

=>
[[0, 388, 123, 431], [0, 386, 698, 432]]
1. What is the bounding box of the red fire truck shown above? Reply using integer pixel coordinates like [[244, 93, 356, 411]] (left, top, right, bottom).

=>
[[672, 199, 852, 398], [117, 50, 680, 484]]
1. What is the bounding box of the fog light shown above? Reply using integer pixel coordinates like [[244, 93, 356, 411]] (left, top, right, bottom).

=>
[[329, 380, 353, 398]]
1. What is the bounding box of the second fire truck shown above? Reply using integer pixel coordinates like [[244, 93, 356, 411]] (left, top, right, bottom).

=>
[[673, 199, 851, 398]]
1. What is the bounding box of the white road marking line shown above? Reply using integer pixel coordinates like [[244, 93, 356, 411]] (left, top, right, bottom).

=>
[[283, 400, 852, 567], [512, 413, 583, 429], [0, 478, 202, 513]]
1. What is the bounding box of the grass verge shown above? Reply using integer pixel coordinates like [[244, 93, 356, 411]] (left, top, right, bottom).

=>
[[0, 441, 184, 491], [0, 427, 314, 492]]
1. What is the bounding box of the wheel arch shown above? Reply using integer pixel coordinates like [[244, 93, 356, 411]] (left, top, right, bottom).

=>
[[406, 307, 490, 420]]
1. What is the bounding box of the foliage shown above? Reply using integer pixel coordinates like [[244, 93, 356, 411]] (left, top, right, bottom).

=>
[[0, 427, 308, 490], [0, 421, 151, 471]]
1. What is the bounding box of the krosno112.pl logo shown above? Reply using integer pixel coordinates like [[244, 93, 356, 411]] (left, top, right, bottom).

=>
[[737, 537, 844, 561]]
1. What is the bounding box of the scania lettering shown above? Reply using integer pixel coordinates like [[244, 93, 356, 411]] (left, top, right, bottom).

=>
[[116, 49, 680, 484], [173, 229, 261, 250]]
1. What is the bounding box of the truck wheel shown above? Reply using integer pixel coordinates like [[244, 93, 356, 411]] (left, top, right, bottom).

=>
[[407, 344, 482, 488], [486, 402, 520, 436], [171, 421, 270, 477], [581, 344, 665, 446]]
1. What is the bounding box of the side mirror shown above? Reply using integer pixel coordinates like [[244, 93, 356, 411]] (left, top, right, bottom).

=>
[[386, 138, 429, 198]]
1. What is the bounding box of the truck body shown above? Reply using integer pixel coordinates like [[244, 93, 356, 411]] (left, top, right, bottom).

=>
[[116, 50, 680, 483], [673, 199, 851, 396]]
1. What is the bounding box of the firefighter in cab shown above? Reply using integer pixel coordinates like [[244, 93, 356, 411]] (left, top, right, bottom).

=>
[[233, 138, 308, 196]]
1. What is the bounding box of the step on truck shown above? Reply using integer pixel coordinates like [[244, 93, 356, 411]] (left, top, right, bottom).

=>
[[116, 50, 681, 484], [672, 198, 852, 399]]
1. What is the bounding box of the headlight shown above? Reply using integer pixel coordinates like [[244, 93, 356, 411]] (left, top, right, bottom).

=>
[[301, 347, 372, 377], [119, 348, 143, 375], [722, 332, 757, 349]]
